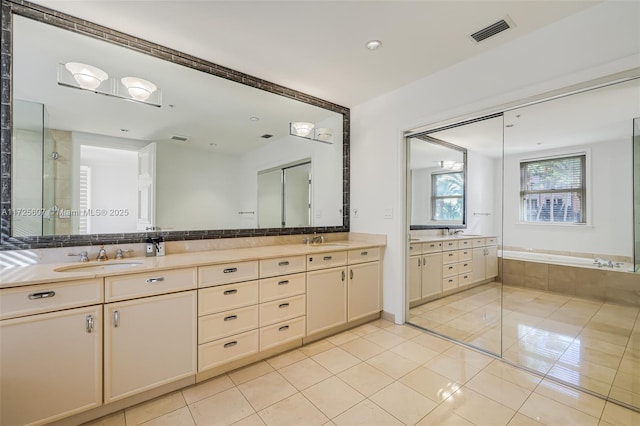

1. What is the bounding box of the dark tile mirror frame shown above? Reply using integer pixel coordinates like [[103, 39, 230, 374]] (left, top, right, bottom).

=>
[[0, 0, 350, 250]]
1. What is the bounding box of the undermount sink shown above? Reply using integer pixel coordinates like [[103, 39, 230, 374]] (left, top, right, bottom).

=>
[[55, 261, 144, 273], [308, 242, 350, 247]]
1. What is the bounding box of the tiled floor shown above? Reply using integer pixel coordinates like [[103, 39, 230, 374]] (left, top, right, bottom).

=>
[[408, 283, 640, 412], [86, 318, 640, 426]]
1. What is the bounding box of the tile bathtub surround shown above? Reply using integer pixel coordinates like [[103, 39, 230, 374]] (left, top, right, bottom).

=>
[[84, 319, 640, 426], [502, 259, 640, 307]]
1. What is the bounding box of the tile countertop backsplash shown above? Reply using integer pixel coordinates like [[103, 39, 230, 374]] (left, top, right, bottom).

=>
[[0, 232, 386, 288]]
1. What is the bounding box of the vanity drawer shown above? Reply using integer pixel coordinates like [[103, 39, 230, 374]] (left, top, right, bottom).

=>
[[347, 247, 380, 264], [458, 260, 472, 274], [259, 295, 306, 327], [443, 276, 459, 291], [458, 239, 473, 249], [0, 279, 103, 320], [105, 268, 196, 302], [443, 240, 459, 251], [198, 280, 258, 316], [306, 251, 347, 271], [472, 238, 486, 247], [459, 273, 473, 286], [198, 261, 259, 288], [408, 243, 422, 255], [486, 237, 497, 246], [442, 250, 459, 264], [260, 256, 306, 278], [260, 273, 305, 303], [443, 262, 459, 278], [459, 249, 472, 261], [422, 241, 443, 253], [198, 329, 259, 371], [198, 305, 258, 344], [259, 316, 305, 351]]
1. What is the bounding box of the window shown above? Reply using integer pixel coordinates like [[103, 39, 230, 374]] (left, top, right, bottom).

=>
[[431, 171, 464, 221], [520, 154, 586, 224]]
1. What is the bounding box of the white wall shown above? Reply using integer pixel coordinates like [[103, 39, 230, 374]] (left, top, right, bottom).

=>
[[350, 1, 640, 323], [502, 140, 632, 257]]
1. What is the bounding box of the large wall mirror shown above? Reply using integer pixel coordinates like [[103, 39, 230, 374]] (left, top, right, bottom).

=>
[[1, 1, 349, 249]]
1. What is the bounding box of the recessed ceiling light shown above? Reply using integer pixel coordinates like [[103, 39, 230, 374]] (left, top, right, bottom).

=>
[[366, 40, 382, 50], [505, 124, 514, 128], [250, 116, 260, 122]]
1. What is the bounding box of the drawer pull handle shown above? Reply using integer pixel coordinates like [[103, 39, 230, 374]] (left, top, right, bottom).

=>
[[464, 263, 469, 267], [430, 244, 435, 248], [224, 289, 238, 295], [448, 266, 454, 270], [341, 270, 346, 281], [223, 268, 238, 273], [323, 256, 332, 261], [86, 314, 94, 334], [224, 341, 238, 348], [113, 310, 120, 328], [278, 280, 289, 286], [279, 303, 290, 309], [224, 315, 238, 321], [278, 261, 290, 266], [361, 251, 368, 256], [28, 291, 55, 300], [145, 277, 165, 284], [350, 269, 354, 279], [279, 325, 290, 332]]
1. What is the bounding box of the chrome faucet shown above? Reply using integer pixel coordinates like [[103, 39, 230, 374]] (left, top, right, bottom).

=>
[[311, 234, 325, 244], [115, 248, 133, 260], [594, 258, 613, 268], [96, 245, 109, 261], [68, 251, 89, 262]]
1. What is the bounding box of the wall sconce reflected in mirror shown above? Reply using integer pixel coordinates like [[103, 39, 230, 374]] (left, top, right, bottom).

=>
[[289, 122, 333, 144], [57, 63, 162, 107], [440, 160, 464, 171]]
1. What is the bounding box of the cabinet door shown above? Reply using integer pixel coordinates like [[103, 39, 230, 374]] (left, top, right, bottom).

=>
[[1, 305, 102, 426], [472, 247, 486, 283], [421, 253, 443, 298], [485, 245, 498, 279], [348, 262, 380, 322], [104, 290, 197, 403], [306, 266, 347, 335], [408, 255, 422, 303]]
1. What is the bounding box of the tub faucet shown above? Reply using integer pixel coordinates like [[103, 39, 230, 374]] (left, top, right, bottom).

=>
[[594, 258, 613, 268]]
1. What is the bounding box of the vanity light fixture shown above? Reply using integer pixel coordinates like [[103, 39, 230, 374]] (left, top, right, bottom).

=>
[[63, 62, 108, 90], [120, 77, 157, 102], [366, 39, 382, 50], [440, 160, 464, 171], [289, 122, 334, 144], [291, 122, 315, 137]]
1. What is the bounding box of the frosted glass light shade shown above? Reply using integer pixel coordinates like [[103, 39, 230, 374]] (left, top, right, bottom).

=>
[[315, 128, 333, 142], [291, 122, 315, 137], [121, 77, 157, 101], [64, 62, 108, 90]]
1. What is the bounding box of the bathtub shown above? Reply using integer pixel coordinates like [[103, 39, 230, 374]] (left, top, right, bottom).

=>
[[499, 250, 635, 272]]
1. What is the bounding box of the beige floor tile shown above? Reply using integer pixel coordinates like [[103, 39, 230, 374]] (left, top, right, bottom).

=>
[[311, 347, 361, 374], [389, 340, 440, 364], [414, 403, 474, 426], [125, 391, 186, 426], [366, 350, 420, 379], [332, 399, 403, 426], [368, 319, 396, 329], [608, 386, 640, 408], [139, 407, 194, 426], [518, 393, 598, 426], [547, 364, 613, 396], [338, 337, 386, 360], [277, 357, 332, 390], [399, 366, 461, 403], [337, 362, 395, 397], [237, 371, 297, 411], [441, 387, 515, 426], [370, 381, 437, 426], [560, 344, 623, 370], [507, 413, 544, 426], [83, 410, 126, 426], [188, 387, 254, 426], [502, 346, 556, 375], [265, 348, 307, 370], [182, 375, 235, 404], [231, 413, 265, 426], [228, 361, 274, 385], [483, 360, 542, 391], [257, 393, 328, 426], [410, 332, 454, 353], [600, 401, 640, 426], [442, 345, 494, 369], [465, 370, 532, 411], [385, 323, 423, 339], [362, 329, 407, 349], [327, 330, 360, 346], [302, 376, 365, 419], [299, 339, 335, 357], [424, 354, 483, 384], [349, 323, 380, 336]]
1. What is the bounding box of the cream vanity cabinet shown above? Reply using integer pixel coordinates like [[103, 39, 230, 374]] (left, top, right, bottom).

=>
[[471, 237, 498, 283], [306, 251, 348, 335], [0, 279, 103, 426], [409, 242, 443, 305], [103, 268, 197, 403], [346, 248, 381, 322], [442, 239, 474, 292]]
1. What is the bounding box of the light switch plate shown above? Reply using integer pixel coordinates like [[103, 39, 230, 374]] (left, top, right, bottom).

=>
[[384, 208, 393, 219]]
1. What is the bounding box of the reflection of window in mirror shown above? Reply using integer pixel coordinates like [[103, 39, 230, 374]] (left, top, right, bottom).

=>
[[519, 154, 586, 224], [431, 171, 464, 221]]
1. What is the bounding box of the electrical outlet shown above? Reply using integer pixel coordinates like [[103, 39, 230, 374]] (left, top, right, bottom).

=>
[[156, 241, 165, 256], [352, 208, 359, 218], [145, 243, 155, 257], [384, 208, 393, 219]]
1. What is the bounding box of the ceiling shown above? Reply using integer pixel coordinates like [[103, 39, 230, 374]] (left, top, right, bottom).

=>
[[28, 0, 600, 107]]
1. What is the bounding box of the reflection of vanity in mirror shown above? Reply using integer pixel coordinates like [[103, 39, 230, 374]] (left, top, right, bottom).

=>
[[9, 13, 345, 241]]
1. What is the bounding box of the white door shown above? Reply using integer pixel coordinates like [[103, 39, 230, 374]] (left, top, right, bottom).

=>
[[136, 143, 156, 231]]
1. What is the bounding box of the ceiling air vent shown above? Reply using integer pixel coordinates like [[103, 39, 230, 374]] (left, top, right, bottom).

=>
[[261, 134, 274, 139], [470, 19, 511, 43], [170, 135, 190, 142]]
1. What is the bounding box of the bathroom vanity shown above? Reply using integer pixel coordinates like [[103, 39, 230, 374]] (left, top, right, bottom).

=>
[[0, 238, 384, 426]]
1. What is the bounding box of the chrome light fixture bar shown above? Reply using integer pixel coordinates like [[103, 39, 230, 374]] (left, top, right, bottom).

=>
[[289, 122, 334, 144], [57, 62, 162, 107]]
